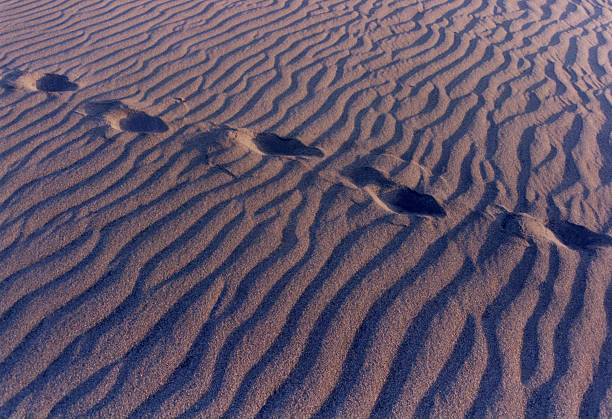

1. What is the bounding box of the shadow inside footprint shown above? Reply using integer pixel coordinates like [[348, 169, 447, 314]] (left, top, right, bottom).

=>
[[36, 73, 78, 92], [346, 166, 446, 217], [548, 220, 612, 250], [502, 213, 612, 251], [120, 112, 168, 133], [383, 188, 447, 217], [253, 133, 324, 157]]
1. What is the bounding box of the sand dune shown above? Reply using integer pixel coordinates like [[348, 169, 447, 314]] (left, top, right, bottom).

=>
[[0, 0, 611, 417]]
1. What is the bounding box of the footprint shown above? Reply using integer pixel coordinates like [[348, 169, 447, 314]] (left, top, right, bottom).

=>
[[84, 101, 121, 115], [222, 127, 324, 158], [502, 212, 612, 250], [120, 111, 168, 132], [250, 132, 324, 157], [347, 166, 395, 188], [36, 73, 78, 92], [502, 213, 559, 244], [547, 220, 612, 250], [345, 166, 446, 217], [84, 100, 168, 133], [0, 71, 21, 90], [382, 188, 447, 217], [1, 71, 78, 92]]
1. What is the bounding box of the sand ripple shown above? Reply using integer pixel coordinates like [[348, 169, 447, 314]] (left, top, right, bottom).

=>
[[0, 0, 611, 417]]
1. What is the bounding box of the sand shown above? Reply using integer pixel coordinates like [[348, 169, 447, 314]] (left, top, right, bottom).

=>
[[0, 0, 611, 417]]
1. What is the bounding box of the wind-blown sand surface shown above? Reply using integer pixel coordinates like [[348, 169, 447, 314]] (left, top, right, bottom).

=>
[[0, 0, 611, 417]]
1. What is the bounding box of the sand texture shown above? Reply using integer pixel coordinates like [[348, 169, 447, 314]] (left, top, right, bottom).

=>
[[1, 0, 611, 417]]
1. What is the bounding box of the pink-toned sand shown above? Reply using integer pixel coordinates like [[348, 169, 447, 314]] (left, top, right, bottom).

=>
[[0, 0, 611, 417]]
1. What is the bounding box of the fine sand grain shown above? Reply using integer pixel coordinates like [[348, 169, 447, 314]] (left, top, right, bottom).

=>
[[0, 0, 611, 417]]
